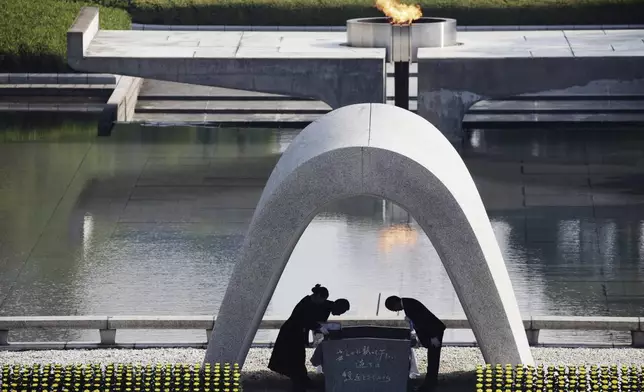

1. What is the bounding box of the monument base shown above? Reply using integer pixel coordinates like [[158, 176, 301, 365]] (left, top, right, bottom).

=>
[[315, 326, 412, 392]]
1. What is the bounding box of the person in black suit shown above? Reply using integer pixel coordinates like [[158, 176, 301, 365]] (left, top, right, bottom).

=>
[[316, 298, 351, 325], [268, 284, 331, 392], [310, 298, 350, 345], [385, 295, 446, 392], [309, 298, 352, 369]]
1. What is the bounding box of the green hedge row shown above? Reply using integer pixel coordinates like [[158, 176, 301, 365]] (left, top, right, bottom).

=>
[[123, 0, 644, 27], [1, 363, 242, 392], [0, 113, 100, 142], [0, 0, 130, 72], [476, 364, 644, 392]]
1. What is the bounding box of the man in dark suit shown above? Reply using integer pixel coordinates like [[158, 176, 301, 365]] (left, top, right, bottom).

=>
[[385, 295, 446, 392]]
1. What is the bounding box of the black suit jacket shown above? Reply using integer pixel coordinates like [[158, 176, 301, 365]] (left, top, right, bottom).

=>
[[402, 297, 446, 348]]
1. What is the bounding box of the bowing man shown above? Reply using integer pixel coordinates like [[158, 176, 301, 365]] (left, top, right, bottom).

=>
[[268, 284, 330, 392], [311, 298, 351, 345], [316, 298, 351, 326], [309, 298, 351, 370], [385, 295, 446, 392]]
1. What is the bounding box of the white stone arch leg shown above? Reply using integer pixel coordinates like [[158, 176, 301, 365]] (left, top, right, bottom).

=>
[[205, 103, 534, 367]]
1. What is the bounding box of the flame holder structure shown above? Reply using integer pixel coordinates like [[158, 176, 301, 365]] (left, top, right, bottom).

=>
[[346, 17, 458, 110]]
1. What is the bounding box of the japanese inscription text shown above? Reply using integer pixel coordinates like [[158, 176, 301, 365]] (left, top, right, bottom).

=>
[[335, 345, 397, 383]]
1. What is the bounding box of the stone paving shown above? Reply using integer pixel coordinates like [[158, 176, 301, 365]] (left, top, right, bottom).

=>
[[424, 29, 644, 58], [86, 30, 644, 58]]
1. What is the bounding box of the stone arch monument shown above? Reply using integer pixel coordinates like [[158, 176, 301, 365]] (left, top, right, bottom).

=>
[[205, 103, 534, 367]]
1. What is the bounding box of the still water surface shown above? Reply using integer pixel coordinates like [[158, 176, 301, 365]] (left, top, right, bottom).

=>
[[1, 114, 644, 345]]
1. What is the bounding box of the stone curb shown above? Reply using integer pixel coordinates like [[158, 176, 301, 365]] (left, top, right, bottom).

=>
[[131, 23, 644, 32], [0, 341, 626, 351], [0, 73, 116, 85], [99, 76, 144, 136], [1, 316, 643, 348], [0, 315, 641, 330], [68, 6, 99, 64], [0, 103, 105, 113]]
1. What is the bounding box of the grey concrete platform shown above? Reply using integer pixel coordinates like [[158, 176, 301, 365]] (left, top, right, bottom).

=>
[[71, 27, 644, 66], [66, 8, 644, 134], [421, 30, 644, 58], [83, 31, 382, 59], [417, 29, 644, 140], [68, 8, 385, 109]]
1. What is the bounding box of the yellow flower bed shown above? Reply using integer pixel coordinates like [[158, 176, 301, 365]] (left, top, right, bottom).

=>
[[476, 364, 644, 392], [1, 363, 242, 392]]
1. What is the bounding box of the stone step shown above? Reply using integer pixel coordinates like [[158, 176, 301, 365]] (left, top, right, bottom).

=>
[[136, 99, 644, 116], [134, 109, 644, 128], [470, 100, 644, 113], [0, 102, 106, 113], [0, 96, 107, 103], [511, 94, 644, 101], [132, 112, 321, 128], [462, 113, 644, 127], [0, 84, 114, 98], [136, 100, 332, 113], [0, 73, 116, 84]]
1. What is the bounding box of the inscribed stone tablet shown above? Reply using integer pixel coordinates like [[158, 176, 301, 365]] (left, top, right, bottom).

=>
[[321, 337, 410, 392]]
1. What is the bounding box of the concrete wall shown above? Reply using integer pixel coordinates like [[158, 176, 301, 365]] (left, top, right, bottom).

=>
[[67, 7, 99, 63], [75, 57, 384, 110], [98, 75, 144, 136]]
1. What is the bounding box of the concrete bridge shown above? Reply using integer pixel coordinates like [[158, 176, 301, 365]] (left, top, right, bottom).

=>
[[68, 7, 644, 142]]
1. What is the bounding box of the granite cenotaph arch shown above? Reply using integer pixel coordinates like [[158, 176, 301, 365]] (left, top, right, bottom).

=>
[[204, 103, 534, 367]]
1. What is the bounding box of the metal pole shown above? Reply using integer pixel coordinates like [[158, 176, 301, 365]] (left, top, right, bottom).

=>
[[394, 61, 409, 110]]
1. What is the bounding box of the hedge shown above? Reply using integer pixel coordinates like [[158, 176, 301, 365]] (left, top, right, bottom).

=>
[[0, 0, 130, 72], [0, 363, 242, 392], [476, 364, 644, 392], [0, 113, 100, 142], [121, 0, 644, 27]]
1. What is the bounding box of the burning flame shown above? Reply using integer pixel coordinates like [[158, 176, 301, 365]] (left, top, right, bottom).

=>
[[375, 0, 422, 25]]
